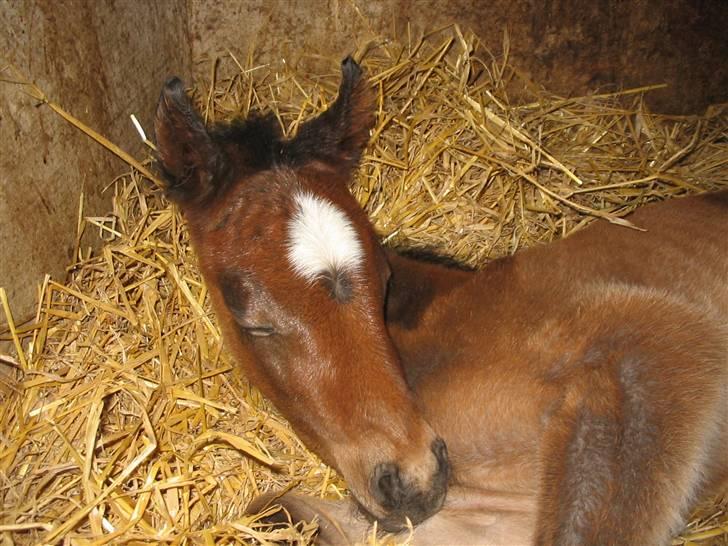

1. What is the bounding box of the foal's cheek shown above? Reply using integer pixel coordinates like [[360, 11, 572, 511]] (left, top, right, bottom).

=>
[[245, 335, 326, 408], [245, 336, 292, 382]]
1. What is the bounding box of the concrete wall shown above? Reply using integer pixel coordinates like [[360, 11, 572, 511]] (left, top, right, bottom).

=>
[[190, 0, 727, 115], [1, 0, 190, 322]]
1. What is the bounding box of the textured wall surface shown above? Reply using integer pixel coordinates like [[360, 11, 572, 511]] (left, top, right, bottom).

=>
[[0, 0, 191, 321], [190, 0, 727, 115]]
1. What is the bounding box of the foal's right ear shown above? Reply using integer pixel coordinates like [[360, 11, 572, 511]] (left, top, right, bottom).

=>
[[284, 56, 375, 172], [154, 78, 227, 204]]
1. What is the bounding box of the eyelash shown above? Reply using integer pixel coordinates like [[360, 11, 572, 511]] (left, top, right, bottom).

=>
[[244, 325, 276, 338]]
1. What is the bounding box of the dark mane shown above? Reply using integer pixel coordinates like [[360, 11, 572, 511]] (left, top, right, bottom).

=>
[[388, 246, 476, 271], [211, 112, 284, 173], [210, 104, 364, 176]]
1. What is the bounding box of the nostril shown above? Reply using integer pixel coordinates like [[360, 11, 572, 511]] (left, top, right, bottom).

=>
[[372, 462, 403, 509], [378, 470, 395, 496]]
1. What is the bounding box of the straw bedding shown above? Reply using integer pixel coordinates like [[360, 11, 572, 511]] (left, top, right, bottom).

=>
[[1, 27, 727, 545]]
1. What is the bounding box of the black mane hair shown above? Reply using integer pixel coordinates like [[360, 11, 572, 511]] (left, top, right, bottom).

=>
[[388, 246, 476, 271], [210, 113, 284, 173]]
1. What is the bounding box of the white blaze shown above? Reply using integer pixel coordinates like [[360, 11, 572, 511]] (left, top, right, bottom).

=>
[[287, 191, 364, 283]]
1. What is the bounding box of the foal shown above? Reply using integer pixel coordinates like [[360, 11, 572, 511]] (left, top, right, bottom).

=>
[[155, 58, 728, 545]]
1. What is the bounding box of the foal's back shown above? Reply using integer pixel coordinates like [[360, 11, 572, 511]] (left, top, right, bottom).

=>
[[404, 191, 728, 545], [527, 190, 728, 313]]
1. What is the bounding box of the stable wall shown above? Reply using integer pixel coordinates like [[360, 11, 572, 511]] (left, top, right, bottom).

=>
[[190, 0, 728, 115], [1, 0, 190, 323]]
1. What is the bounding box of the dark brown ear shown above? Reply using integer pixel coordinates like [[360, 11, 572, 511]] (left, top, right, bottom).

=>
[[154, 78, 228, 204], [284, 56, 375, 171]]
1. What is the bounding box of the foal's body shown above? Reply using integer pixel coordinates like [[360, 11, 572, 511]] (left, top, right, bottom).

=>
[[155, 57, 728, 545], [284, 192, 728, 545], [384, 192, 728, 544]]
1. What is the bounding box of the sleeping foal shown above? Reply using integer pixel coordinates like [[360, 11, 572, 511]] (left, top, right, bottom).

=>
[[154, 58, 728, 545]]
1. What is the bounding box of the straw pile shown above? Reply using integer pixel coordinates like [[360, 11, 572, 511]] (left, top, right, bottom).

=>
[[2, 27, 727, 545]]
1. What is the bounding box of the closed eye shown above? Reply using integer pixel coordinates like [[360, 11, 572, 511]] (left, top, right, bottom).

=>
[[243, 325, 276, 337]]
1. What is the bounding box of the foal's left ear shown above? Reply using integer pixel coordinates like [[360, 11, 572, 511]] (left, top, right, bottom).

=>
[[154, 78, 227, 204], [285, 56, 375, 171]]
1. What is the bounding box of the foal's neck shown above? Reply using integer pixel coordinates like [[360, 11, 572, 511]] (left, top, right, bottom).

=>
[[384, 248, 473, 331], [384, 248, 474, 389]]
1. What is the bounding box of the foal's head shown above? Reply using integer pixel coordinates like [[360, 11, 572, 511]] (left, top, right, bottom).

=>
[[154, 58, 448, 529]]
